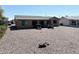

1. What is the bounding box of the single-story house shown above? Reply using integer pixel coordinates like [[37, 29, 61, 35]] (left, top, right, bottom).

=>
[[14, 15, 60, 29], [59, 16, 79, 27]]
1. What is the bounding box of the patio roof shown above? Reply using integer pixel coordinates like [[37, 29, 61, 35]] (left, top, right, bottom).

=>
[[14, 15, 51, 20], [61, 16, 79, 20]]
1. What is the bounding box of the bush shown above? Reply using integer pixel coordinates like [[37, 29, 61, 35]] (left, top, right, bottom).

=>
[[0, 25, 7, 39]]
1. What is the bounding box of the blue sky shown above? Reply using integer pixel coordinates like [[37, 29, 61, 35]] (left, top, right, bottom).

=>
[[2, 5, 79, 20]]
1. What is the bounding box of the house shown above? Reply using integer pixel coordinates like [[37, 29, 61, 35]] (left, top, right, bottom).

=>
[[14, 15, 60, 29], [60, 16, 79, 27]]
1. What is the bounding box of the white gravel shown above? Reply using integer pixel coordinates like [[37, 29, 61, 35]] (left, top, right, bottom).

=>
[[0, 26, 79, 54]]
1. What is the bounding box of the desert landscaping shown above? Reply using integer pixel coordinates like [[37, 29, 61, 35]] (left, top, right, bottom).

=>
[[0, 26, 79, 54]]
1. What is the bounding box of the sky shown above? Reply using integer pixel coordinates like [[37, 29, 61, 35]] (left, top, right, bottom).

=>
[[1, 5, 79, 20]]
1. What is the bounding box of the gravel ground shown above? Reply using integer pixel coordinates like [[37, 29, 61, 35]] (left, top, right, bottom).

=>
[[0, 26, 79, 54]]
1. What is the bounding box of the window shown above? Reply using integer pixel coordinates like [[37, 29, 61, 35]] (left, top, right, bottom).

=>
[[71, 20, 76, 25], [21, 20, 28, 26], [53, 20, 57, 24]]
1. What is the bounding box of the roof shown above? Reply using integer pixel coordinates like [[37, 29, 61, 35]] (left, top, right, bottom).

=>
[[50, 17, 60, 20], [61, 16, 79, 20], [14, 15, 51, 20]]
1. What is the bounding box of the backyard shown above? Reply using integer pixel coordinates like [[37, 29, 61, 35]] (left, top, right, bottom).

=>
[[0, 26, 79, 54]]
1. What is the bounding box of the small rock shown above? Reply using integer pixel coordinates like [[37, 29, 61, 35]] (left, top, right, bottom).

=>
[[38, 42, 49, 48]]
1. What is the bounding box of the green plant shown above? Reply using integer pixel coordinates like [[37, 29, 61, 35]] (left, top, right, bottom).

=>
[[0, 25, 7, 39]]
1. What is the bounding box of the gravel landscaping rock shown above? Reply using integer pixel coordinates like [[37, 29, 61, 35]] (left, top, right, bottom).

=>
[[0, 26, 79, 54]]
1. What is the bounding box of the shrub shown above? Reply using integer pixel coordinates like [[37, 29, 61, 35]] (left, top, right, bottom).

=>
[[0, 25, 7, 39]]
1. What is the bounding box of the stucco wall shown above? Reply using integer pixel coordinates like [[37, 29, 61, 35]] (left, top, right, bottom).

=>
[[59, 18, 70, 26]]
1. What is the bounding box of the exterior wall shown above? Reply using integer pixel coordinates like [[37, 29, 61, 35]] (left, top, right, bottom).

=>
[[57, 20, 59, 26], [15, 20, 21, 29], [50, 20, 59, 26], [15, 20, 32, 29], [15, 19, 59, 29], [28, 20, 32, 28], [60, 19, 79, 27], [59, 18, 70, 26]]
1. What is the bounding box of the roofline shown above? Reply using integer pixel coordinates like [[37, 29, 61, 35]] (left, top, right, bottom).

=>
[[14, 15, 51, 18]]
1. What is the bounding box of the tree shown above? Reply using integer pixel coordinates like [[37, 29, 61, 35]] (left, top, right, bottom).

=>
[[0, 6, 6, 25], [0, 6, 4, 20]]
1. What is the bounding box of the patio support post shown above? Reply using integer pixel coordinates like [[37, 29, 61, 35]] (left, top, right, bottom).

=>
[[37, 20, 40, 25], [51, 20, 54, 29], [44, 20, 47, 27], [44, 21, 47, 25], [76, 20, 77, 27], [36, 20, 41, 29], [51, 20, 53, 25]]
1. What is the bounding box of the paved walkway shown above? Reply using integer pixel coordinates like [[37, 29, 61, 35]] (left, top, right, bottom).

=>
[[0, 26, 79, 54]]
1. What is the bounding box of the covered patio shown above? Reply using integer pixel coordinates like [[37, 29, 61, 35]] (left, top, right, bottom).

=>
[[14, 15, 60, 29], [69, 20, 79, 27]]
